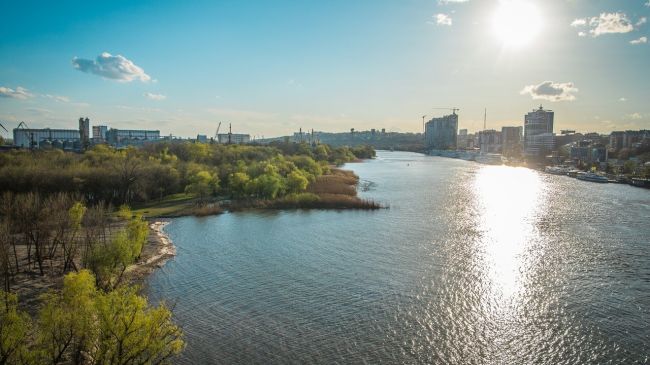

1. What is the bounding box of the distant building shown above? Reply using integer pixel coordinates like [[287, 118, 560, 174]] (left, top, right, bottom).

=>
[[92, 125, 108, 142], [457, 129, 469, 149], [478, 129, 501, 154], [425, 113, 458, 150], [106, 129, 160, 147], [13, 128, 80, 149], [609, 130, 650, 151], [196, 134, 208, 143], [79, 117, 90, 149], [571, 140, 608, 164], [524, 106, 555, 157], [217, 133, 250, 144], [501, 126, 523, 157]]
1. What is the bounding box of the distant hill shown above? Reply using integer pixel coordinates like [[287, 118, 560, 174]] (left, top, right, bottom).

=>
[[259, 130, 426, 152]]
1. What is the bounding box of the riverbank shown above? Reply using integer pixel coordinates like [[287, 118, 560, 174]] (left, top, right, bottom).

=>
[[123, 220, 177, 285]]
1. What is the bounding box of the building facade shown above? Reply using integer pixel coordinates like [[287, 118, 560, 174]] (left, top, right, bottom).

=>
[[79, 117, 90, 148], [217, 133, 251, 144], [571, 140, 608, 164], [106, 129, 161, 146], [425, 113, 458, 150], [13, 128, 80, 149], [478, 129, 501, 154], [92, 125, 108, 142], [524, 106, 555, 158], [501, 126, 523, 157]]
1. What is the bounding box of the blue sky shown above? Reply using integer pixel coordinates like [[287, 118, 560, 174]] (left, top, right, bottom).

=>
[[0, 0, 649, 138]]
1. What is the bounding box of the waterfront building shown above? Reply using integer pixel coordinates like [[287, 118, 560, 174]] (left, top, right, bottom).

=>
[[13, 128, 80, 149], [425, 113, 458, 150], [217, 133, 250, 144], [501, 126, 523, 157], [478, 129, 501, 154], [457, 129, 469, 149], [524, 106, 555, 157], [570, 140, 608, 164], [106, 128, 161, 147], [609, 130, 650, 151]]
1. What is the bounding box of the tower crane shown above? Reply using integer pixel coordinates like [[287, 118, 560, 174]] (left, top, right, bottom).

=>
[[431, 107, 460, 115], [0, 122, 8, 133]]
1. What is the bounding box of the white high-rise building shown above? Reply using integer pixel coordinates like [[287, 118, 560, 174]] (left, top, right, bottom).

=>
[[524, 106, 555, 157], [425, 113, 458, 150]]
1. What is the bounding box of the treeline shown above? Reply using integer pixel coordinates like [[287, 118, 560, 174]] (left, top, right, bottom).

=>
[[0, 142, 375, 206]]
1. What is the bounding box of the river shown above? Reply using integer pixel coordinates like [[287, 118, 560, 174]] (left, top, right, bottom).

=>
[[146, 151, 650, 364]]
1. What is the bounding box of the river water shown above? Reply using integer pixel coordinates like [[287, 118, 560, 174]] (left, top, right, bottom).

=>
[[146, 151, 650, 364]]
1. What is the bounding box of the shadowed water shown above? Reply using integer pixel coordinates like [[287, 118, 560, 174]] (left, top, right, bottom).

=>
[[146, 151, 650, 364]]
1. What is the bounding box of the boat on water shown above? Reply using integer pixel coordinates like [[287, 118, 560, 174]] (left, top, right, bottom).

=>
[[545, 165, 571, 175], [631, 178, 650, 189], [576, 172, 609, 183], [475, 153, 504, 165]]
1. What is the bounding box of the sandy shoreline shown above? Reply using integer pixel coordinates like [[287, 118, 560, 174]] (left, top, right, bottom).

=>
[[124, 220, 177, 284]]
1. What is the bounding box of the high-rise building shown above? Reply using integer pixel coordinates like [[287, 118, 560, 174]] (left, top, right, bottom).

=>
[[524, 106, 555, 157], [457, 129, 469, 149], [79, 117, 90, 149], [501, 126, 523, 157], [425, 113, 458, 150], [478, 129, 501, 154]]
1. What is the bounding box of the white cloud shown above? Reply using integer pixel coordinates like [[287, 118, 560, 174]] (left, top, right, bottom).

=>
[[571, 18, 587, 27], [43, 94, 70, 102], [0, 86, 33, 99], [578, 31, 587, 37], [637, 17, 647, 27], [630, 36, 648, 44], [571, 12, 635, 37], [144, 92, 166, 100], [619, 97, 627, 102], [435, 13, 452, 26], [438, 0, 469, 4], [626, 112, 643, 120], [646, 1, 650, 7], [520, 81, 578, 102], [72, 52, 151, 82]]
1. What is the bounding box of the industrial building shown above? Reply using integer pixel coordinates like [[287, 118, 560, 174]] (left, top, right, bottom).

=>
[[13, 128, 81, 149], [92, 125, 108, 143], [524, 106, 555, 157], [425, 113, 458, 150], [106, 129, 161, 147], [217, 133, 250, 144]]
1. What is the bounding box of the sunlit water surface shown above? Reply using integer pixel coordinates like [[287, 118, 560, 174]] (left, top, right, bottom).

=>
[[146, 151, 650, 364]]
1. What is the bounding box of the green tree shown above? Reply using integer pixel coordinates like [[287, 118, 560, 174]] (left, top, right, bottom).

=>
[[228, 172, 250, 199], [185, 170, 219, 203], [286, 170, 309, 194], [0, 291, 31, 365]]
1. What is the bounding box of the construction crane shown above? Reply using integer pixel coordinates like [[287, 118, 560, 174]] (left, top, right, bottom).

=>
[[213, 121, 222, 143], [431, 107, 460, 115], [0, 122, 8, 133], [17, 121, 29, 129]]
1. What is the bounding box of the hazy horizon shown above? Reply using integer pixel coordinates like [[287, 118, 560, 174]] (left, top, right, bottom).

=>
[[1, 0, 649, 139]]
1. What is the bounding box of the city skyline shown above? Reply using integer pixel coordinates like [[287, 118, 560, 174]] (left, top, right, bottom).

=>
[[1, 0, 649, 138]]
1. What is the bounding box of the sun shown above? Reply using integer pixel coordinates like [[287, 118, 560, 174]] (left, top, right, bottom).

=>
[[492, 1, 542, 48]]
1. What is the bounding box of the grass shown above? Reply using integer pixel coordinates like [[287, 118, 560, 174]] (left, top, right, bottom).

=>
[[131, 193, 198, 218]]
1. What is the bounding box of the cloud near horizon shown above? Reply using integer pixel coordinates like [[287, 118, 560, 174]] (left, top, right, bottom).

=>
[[0, 86, 33, 99], [630, 36, 647, 44], [520, 81, 578, 102], [144, 92, 166, 100], [72, 52, 151, 82]]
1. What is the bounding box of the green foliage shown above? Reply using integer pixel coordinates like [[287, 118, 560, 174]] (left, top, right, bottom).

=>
[[1, 270, 184, 365], [0, 142, 374, 205], [117, 205, 133, 220], [228, 172, 250, 198], [0, 292, 31, 364], [184, 170, 219, 202], [286, 170, 309, 194], [87, 215, 149, 290]]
